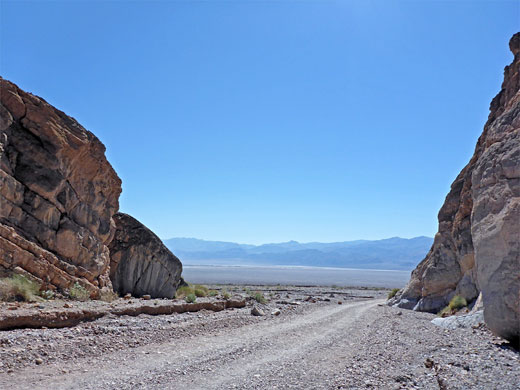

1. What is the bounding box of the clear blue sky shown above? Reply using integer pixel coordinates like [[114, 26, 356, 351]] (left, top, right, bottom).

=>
[[1, 1, 518, 244]]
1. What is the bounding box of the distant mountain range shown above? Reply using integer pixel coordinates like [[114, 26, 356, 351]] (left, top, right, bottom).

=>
[[163, 236, 433, 271]]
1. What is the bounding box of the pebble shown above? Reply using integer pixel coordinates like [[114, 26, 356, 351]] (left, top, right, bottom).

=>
[[251, 307, 265, 316]]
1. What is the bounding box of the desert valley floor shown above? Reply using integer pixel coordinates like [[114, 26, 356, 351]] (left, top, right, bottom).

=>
[[0, 285, 518, 390]]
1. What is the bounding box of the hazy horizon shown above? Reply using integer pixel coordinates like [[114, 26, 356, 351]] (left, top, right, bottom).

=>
[[162, 235, 432, 246]]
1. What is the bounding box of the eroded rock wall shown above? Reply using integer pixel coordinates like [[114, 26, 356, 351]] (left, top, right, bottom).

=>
[[0, 78, 122, 296], [392, 33, 520, 343], [108, 213, 183, 299]]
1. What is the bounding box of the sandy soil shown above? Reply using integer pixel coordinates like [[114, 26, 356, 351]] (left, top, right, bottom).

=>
[[0, 285, 518, 390]]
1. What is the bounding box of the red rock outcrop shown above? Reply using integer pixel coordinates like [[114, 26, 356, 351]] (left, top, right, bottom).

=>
[[392, 33, 520, 344], [0, 78, 122, 297]]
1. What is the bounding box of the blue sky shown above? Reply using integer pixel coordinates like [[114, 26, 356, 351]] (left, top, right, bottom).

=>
[[1, 1, 518, 244]]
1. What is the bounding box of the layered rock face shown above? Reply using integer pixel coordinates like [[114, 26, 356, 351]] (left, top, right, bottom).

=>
[[392, 33, 520, 344], [0, 78, 122, 296], [108, 213, 183, 299]]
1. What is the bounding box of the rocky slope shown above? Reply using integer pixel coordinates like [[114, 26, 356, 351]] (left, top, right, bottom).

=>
[[392, 33, 520, 344], [0, 78, 122, 297], [108, 213, 183, 298]]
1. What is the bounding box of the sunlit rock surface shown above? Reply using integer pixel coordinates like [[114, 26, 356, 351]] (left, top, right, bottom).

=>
[[392, 33, 520, 344]]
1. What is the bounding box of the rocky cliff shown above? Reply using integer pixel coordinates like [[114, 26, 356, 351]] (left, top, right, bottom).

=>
[[0, 79, 184, 300], [108, 213, 183, 299], [392, 33, 520, 344], [0, 78, 122, 297]]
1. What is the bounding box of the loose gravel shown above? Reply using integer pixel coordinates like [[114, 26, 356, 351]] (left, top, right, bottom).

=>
[[0, 286, 517, 390]]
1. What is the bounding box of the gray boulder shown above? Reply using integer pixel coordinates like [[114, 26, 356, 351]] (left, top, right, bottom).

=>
[[454, 269, 479, 303], [431, 311, 485, 330], [108, 213, 183, 298], [472, 114, 520, 344]]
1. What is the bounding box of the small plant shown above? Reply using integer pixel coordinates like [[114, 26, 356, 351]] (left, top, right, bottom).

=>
[[0, 274, 40, 302], [193, 285, 208, 297], [194, 288, 206, 297], [185, 293, 197, 303], [222, 289, 231, 300], [69, 282, 90, 301], [175, 285, 194, 299], [438, 295, 469, 317], [387, 288, 400, 300], [195, 284, 209, 293], [251, 292, 266, 304], [99, 289, 118, 302], [208, 290, 218, 297], [40, 290, 55, 300], [448, 295, 467, 311]]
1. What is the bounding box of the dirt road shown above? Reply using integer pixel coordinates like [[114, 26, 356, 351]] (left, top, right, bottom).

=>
[[2, 299, 382, 389], [1, 288, 519, 390]]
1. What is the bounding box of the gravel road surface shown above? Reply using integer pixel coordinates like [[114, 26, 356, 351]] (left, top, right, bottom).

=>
[[0, 287, 518, 390]]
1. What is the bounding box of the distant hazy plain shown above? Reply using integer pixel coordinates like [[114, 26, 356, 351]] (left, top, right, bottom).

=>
[[182, 265, 410, 288]]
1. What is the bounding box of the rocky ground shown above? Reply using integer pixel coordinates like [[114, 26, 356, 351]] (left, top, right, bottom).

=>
[[0, 285, 518, 389]]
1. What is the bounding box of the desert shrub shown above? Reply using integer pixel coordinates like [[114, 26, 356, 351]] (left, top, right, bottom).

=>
[[438, 295, 469, 317], [185, 293, 197, 303], [194, 288, 206, 297], [208, 290, 218, 297], [222, 290, 231, 300], [175, 285, 194, 299], [0, 274, 40, 302], [194, 284, 208, 293], [448, 295, 467, 311], [99, 289, 119, 302], [251, 292, 266, 304], [387, 288, 400, 299], [40, 290, 55, 300], [193, 285, 208, 297], [69, 282, 90, 301]]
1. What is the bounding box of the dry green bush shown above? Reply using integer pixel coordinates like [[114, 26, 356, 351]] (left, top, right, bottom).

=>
[[0, 274, 40, 302], [448, 295, 467, 311], [438, 295, 468, 317], [99, 289, 119, 302], [69, 282, 90, 301], [252, 291, 266, 304], [185, 293, 197, 303], [221, 290, 231, 300], [194, 288, 206, 297], [176, 285, 194, 299], [193, 284, 208, 297], [176, 284, 210, 299], [387, 288, 400, 299]]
